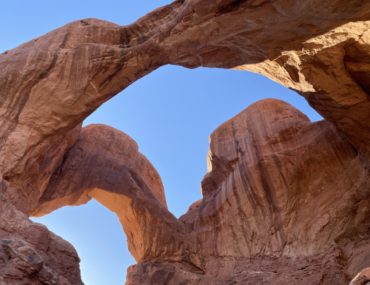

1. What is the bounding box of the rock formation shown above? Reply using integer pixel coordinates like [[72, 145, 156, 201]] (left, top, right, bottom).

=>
[[0, 0, 370, 284], [350, 268, 370, 285]]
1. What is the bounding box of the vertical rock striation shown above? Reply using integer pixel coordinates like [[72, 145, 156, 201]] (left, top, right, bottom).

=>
[[126, 99, 370, 284]]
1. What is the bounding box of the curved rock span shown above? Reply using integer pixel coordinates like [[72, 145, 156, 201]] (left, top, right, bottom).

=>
[[1, 0, 370, 284]]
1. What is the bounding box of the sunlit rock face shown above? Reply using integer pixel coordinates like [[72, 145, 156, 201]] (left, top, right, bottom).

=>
[[126, 99, 370, 285], [1, 0, 370, 284], [350, 268, 370, 285]]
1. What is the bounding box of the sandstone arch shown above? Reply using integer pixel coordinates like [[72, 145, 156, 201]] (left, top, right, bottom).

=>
[[30, 124, 189, 263], [1, 0, 370, 284]]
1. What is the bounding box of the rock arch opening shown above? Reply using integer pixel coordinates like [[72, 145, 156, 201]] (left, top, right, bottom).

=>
[[83, 65, 323, 217], [32, 201, 134, 285], [29, 65, 324, 284], [29, 124, 184, 263], [1, 0, 370, 284]]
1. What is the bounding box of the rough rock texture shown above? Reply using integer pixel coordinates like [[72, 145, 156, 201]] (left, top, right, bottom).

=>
[[350, 268, 370, 285], [125, 99, 370, 284], [0, 180, 81, 285], [31, 124, 184, 263], [1, 0, 370, 284]]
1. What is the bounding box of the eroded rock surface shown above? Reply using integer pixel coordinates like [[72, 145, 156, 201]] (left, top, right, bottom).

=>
[[125, 99, 370, 284], [1, 0, 370, 284], [350, 268, 370, 285], [0, 180, 81, 285]]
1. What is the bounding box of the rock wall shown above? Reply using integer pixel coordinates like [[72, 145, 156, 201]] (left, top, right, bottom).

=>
[[126, 99, 370, 284], [1, 0, 370, 284]]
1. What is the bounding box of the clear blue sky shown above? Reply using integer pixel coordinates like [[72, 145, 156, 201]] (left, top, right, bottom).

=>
[[0, 2, 322, 284]]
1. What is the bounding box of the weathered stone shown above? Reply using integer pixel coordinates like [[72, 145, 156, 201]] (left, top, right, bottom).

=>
[[350, 268, 370, 285], [1, 0, 370, 284], [0, 181, 81, 285]]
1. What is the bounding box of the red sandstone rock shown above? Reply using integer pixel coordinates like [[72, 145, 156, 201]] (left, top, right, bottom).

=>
[[0, 180, 82, 285], [350, 268, 370, 285], [0, 0, 370, 284], [151, 99, 369, 284]]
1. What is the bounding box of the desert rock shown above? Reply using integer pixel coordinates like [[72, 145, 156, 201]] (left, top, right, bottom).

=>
[[0, 0, 370, 284]]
